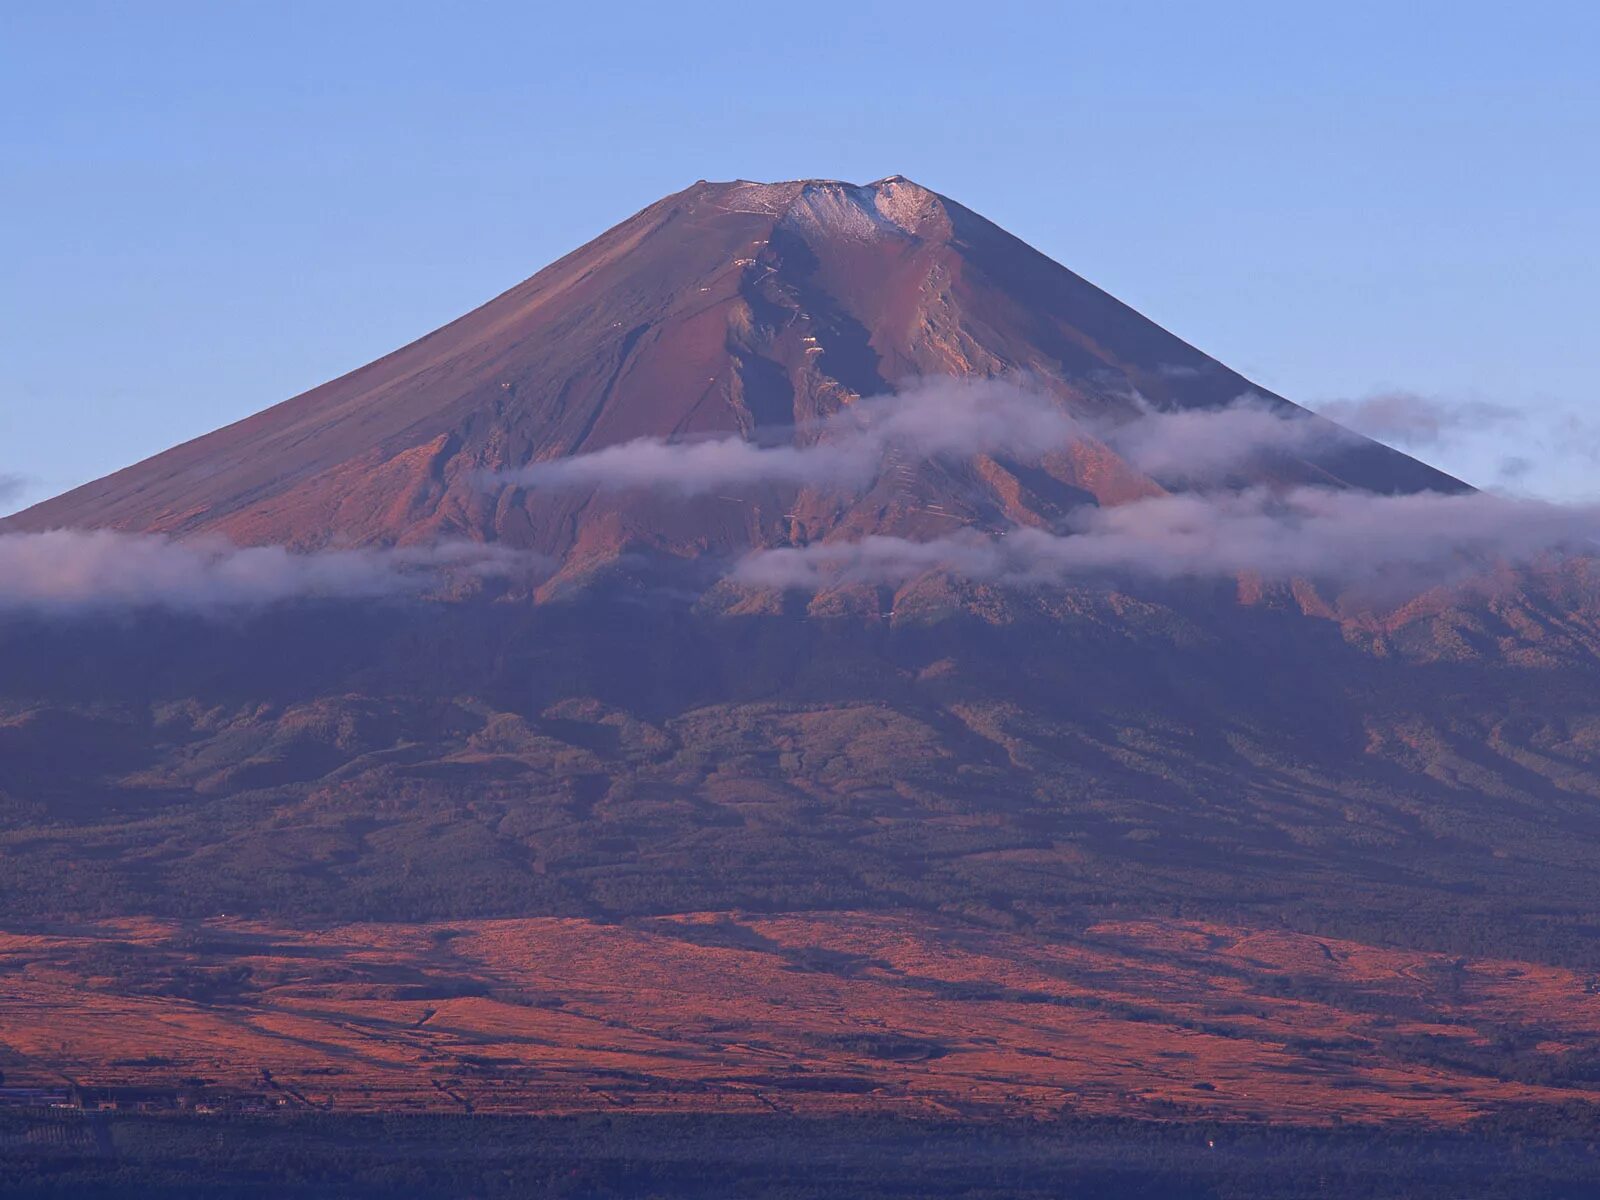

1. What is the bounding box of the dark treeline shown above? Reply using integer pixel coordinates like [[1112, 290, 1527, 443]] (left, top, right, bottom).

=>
[[8, 597, 1600, 975]]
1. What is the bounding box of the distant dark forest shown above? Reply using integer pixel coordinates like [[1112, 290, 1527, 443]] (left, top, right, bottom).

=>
[[7, 591, 1600, 969]]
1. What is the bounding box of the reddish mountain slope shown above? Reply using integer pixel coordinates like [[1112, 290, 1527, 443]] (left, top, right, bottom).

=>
[[3, 177, 1460, 573]]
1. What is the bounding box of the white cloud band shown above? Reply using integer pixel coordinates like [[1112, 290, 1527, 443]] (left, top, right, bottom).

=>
[[0, 531, 537, 615]]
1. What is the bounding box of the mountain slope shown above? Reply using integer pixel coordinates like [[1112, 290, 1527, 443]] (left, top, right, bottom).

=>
[[3, 177, 1461, 572]]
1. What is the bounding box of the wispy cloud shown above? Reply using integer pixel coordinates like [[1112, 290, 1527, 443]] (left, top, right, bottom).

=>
[[1313, 392, 1519, 448], [1306, 391, 1600, 499], [14, 383, 1578, 614], [1098, 395, 1346, 480], [495, 380, 1350, 496], [0, 473, 30, 512], [500, 432, 877, 494], [0, 531, 539, 615], [496, 378, 1080, 495], [732, 488, 1600, 596]]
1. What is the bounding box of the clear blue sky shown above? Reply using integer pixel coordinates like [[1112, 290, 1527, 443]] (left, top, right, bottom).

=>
[[3, 0, 1597, 513]]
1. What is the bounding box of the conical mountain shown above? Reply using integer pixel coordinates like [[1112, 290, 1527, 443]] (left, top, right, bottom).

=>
[[4, 176, 1461, 572]]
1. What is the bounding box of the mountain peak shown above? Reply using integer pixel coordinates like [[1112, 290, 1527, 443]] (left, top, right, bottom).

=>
[[681, 176, 948, 238], [694, 174, 927, 191]]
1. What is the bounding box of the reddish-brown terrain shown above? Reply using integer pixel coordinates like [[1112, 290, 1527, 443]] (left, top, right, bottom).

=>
[[4, 178, 1600, 1134], [6, 913, 1600, 1125]]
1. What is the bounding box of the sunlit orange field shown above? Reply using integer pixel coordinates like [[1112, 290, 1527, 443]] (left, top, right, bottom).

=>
[[5, 912, 1599, 1126]]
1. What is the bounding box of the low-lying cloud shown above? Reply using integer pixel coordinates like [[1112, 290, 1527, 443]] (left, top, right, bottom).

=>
[[733, 488, 1600, 596], [1313, 392, 1519, 448], [11, 382, 1577, 613], [0, 531, 537, 615], [1098, 395, 1347, 480], [1307, 391, 1600, 498], [496, 380, 1351, 496], [0, 473, 29, 511], [497, 379, 1081, 495]]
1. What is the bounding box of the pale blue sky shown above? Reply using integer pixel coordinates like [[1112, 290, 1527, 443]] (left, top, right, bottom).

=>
[[3, 1, 1597, 513]]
